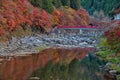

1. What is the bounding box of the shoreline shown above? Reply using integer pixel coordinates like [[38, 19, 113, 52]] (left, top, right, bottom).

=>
[[0, 33, 98, 56]]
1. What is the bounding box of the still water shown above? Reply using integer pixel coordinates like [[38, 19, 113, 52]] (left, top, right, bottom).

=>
[[28, 54, 104, 80]]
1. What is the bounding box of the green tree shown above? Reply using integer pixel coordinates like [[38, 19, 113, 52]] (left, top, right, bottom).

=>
[[52, 0, 62, 8], [61, 0, 70, 7], [80, 0, 120, 16], [42, 0, 54, 13], [70, 0, 80, 10], [30, 0, 54, 13], [30, 0, 42, 8]]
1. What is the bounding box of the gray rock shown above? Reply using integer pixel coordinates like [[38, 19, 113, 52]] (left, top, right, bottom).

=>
[[109, 70, 117, 74], [0, 32, 99, 55]]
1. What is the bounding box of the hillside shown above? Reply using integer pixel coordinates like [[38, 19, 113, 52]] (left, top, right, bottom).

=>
[[81, 0, 120, 16], [0, 0, 91, 40]]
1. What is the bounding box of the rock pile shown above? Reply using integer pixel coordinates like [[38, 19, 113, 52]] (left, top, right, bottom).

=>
[[0, 34, 99, 56]]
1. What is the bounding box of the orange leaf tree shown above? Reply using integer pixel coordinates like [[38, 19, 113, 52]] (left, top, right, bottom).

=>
[[0, 0, 52, 37]]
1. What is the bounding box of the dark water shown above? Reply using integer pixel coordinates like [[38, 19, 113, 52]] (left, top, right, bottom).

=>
[[28, 54, 104, 80]]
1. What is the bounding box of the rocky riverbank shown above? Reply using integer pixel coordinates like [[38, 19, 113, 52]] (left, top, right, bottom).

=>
[[0, 34, 99, 56]]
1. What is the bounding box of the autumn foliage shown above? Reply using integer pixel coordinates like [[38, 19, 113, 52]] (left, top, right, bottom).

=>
[[104, 25, 120, 51], [0, 0, 91, 38], [51, 8, 63, 26], [30, 8, 52, 32], [0, 0, 52, 36], [57, 7, 90, 26]]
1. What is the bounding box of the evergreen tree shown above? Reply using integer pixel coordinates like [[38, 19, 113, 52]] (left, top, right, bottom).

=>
[[61, 0, 70, 7], [42, 0, 54, 13], [70, 0, 80, 10], [80, 0, 120, 16], [30, 0, 54, 13], [30, 0, 42, 8], [52, 0, 62, 8]]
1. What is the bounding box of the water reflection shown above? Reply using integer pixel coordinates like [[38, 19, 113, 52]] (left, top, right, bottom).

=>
[[28, 54, 104, 80]]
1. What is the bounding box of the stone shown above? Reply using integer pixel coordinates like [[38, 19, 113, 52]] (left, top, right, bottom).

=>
[[109, 70, 117, 74], [105, 62, 112, 68], [0, 33, 98, 55], [29, 77, 40, 80]]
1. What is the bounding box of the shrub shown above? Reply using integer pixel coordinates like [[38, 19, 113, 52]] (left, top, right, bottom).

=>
[[104, 25, 120, 52], [97, 25, 120, 72]]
